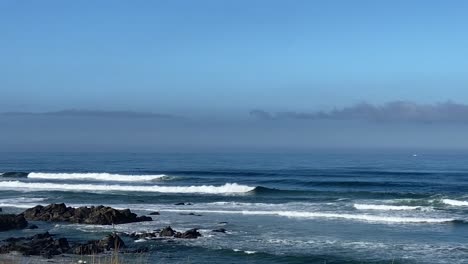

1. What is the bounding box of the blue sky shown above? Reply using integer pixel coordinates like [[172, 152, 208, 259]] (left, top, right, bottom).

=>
[[1, 0, 468, 115], [1, 1, 468, 151]]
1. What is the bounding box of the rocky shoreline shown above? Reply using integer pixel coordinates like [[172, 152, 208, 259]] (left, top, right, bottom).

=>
[[0, 203, 204, 259]]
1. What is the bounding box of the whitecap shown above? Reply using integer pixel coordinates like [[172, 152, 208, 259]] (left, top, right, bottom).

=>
[[0, 181, 255, 194], [28, 172, 167, 182]]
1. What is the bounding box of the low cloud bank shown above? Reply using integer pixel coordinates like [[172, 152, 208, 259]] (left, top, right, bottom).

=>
[[250, 101, 468, 123]]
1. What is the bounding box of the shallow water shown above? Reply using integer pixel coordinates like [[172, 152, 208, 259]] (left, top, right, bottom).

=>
[[1, 151, 467, 263]]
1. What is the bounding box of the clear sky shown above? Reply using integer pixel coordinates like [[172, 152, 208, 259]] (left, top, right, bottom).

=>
[[1, 1, 468, 151], [1, 0, 468, 114]]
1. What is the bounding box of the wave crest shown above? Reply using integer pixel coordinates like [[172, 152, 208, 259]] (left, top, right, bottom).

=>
[[354, 204, 422, 211], [28, 172, 167, 182], [0, 181, 255, 194], [442, 199, 468, 206]]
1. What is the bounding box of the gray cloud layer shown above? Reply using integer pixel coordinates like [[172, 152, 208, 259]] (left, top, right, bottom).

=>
[[250, 101, 468, 123]]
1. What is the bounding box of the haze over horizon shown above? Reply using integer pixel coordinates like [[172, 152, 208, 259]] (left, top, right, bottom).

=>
[[1, 0, 467, 151]]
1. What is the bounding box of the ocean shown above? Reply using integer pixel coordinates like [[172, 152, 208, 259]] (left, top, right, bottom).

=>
[[0, 151, 467, 263]]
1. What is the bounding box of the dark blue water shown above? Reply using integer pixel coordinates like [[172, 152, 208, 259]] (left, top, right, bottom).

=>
[[1, 151, 468, 263]]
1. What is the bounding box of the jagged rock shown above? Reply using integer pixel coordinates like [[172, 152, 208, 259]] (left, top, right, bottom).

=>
[[149, 212, 160, 215], [212, 228, 226, 233], [159, 226, 176, 237], [174, 228, 202, 239], [72, 233, 125, 255], [174, 202, 192, 206], [0, 214, 28, 231], [0, 232, 69, 258], [22, 203, 152, 225]]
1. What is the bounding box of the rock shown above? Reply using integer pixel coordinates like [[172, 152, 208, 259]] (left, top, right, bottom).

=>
[[22, 204, 153, 225], [0, 214, 28, 231], [212, 228, 226, 233], [174, 202, 192, 206], [159, 226, 176, 237], [0, 232, 69, 258], [174, 228, 202, 239], [149, 212, 160, 215], [180, 213, 202, 216], [27, 224, 38, 229], [72, 233, 125, 255], [0, 208, 2, 212]]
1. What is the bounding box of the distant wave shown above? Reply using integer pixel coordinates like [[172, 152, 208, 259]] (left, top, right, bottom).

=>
[[27, 172, 168, 182], [442, 199, 468, 206], [354, 204, 422, 211], [0, 197, 47, 209], [160, 209, 456, 223], [0, 172, 29, 177], [0, 181, 255, 194]]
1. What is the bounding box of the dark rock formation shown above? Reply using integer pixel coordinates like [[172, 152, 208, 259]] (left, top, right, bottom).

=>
[[212, 228, 226, 233], [149, 211, 160, 215], [22, 203, 152, 225], [174, 229, 202, 239], [174, 202, 192, 206], [180, 212, 202, 216], [159, 226, 176, 237], [0, 232, 69, 258], [72, 233, 125, 255], [0, 214, 28, 231]]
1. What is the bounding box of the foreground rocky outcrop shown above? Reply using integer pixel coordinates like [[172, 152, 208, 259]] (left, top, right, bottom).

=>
[[0, 232, 70, 258], [22, 203, 152, 225], [0, 214, 28, 231]]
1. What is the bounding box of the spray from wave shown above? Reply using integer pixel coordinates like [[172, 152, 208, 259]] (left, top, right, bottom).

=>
[[0, 181, 255, 194], [27, 172, 168, 182]]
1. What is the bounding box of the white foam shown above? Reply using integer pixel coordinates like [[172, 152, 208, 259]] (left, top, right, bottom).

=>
[[134, 239, 147, 243], [0, 197, 47, 208], [0, 181, 255, 194], [354, 204, 421, 211], [158, 209, 454, 223], [28, 172, 167, 182], [244, 251, 257, 254], [442, 199, 468, 206]]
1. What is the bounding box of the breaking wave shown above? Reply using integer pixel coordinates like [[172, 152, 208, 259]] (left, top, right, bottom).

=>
[[27, 172, 168, 182], [353, 204, 422, 211], [0, 181, 255, 194], [442, 199, 468, 206], [159, 209, 457, 223]]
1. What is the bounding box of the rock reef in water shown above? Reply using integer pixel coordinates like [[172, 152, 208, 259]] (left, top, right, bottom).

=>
[[22, 203, 152, 225]]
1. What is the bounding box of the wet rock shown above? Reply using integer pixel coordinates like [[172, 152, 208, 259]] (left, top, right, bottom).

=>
[[174, 228, 202, 239], [0, 232, 69, 258], [159, 226, 176, 237], [174, 202, 192, 206], [0, 214, 28, 231], [22, 203, 152, 225], [180, 212, 202, 216], [212, 228, 226, 233], [72, 233, 125, 255], [149, 212, 160, 215]]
